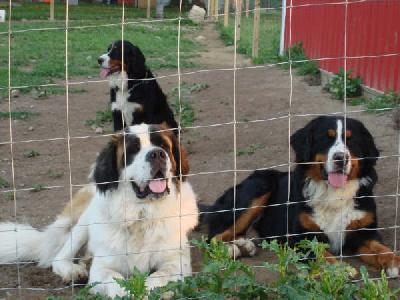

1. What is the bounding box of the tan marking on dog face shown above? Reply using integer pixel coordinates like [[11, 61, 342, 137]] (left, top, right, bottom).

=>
[[328, 129, 336, 138], [348, 154, 360, 180], [306, 153, 327, 181]]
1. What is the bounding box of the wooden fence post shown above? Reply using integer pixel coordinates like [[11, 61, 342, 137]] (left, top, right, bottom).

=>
[[235, 0, 242, 41], [209, 0, 215, 19], [147, 0, 151, 18], [252, 0, 260, 58], [245, 0, 249, 18], [50, 0, 54, 21], [224, 0, 229, 26], [215, 0, 219, 21]]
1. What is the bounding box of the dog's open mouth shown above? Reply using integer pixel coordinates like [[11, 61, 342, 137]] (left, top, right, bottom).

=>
[[131, 171, 169, 199], [100, 68, 110, 78], [328, 172, 348, 188]]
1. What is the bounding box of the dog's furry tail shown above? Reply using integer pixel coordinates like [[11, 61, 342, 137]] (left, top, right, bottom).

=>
[[0, 185, 95, 268], [0, 222, 45, 265]]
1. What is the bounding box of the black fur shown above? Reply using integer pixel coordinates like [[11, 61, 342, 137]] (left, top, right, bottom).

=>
[[101, 40, 178, 133], [93, 141, 120, 193], [202, 116, 382, 255]]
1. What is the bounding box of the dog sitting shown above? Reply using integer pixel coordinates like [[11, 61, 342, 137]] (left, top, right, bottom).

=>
[[201, 116, 400, 276], [0, 124, 198, 297], [98, 40, 178, 133]]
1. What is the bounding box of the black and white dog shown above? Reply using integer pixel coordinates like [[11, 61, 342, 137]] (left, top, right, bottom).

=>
[[98, 40, 178, 133], [0, 124, 198, 297], [202, 116, 400, 276]]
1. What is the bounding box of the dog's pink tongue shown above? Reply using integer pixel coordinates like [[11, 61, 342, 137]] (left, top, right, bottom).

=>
[[148, 179, 167, 193], [328, 173, 348, 188], [99, 68, 109, 78]]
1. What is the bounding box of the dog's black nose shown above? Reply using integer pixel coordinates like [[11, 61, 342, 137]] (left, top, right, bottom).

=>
[[98, 57, 104, 65], [333, 152, 349, 168], [146, 149, 166, 163]]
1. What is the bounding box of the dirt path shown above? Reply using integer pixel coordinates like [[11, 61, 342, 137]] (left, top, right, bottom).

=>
[[0, 22, 399, 298], [195, 22, 252, 68]]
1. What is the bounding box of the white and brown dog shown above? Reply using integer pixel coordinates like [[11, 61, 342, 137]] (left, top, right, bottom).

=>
[[0, 124, 198, 297]]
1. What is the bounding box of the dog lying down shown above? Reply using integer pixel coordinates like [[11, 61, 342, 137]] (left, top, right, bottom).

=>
[[0, 124, 198, 297]]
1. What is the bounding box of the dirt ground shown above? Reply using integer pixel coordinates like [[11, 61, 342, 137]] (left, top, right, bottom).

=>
[[1, 22, 400, 298]]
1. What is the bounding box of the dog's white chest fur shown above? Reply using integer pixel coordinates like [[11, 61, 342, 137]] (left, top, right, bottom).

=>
[[109, 71, 142, 126], [86, 182, 198, 275], [304, 179, 365, 253]]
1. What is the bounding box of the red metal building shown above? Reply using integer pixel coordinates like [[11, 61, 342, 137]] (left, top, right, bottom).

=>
[[283, 0, 400, 92]]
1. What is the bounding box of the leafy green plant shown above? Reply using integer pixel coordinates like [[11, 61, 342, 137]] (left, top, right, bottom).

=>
[[366, 91, 400, 112], [0, 176, 10, 189], [23, 150, 40, 158], [297, 60, 320, 76], [85, 107, 113, 128], [325, 68, 362, 100], [44, 238, 400, 299], [47, 169, 64, 179], [280, 42, 308, 69], [237, 143, 264, 156], [172, 99, 195, 128], [114, 268, 149, 300]]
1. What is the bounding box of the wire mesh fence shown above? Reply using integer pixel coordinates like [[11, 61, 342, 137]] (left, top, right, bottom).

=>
[[0, 0, 399, 298]]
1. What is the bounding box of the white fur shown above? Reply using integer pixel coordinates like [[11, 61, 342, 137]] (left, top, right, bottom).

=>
[[326, 119, 351, 174], [0, 125, 198, 297], [109, 70, 142, 127], [304, 179, 365, 254], [99, 53, 110, 69], [0, 184, 94, 269]]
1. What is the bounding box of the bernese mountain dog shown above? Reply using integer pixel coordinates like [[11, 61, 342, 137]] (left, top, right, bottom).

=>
[[0, 124, 198, 297], [202, 116, 400, 276], [98, 40, 178, 133]]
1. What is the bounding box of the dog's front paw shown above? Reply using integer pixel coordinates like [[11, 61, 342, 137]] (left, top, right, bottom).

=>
[[385, 256, 400, 278], [227, 243, 241, 259], [233, 238, 257, 257], [52, 260, 88, 283]]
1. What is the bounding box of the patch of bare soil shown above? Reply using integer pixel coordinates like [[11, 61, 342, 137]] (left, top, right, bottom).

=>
[[1, 23, 400, 298]]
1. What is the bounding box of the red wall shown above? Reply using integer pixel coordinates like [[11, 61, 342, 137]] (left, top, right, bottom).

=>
[[284, 0, 400, 92]]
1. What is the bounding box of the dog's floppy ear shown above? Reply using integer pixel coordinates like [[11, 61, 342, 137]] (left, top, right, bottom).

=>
[[159, 124, 189, 181], [173, 140, 190, 180], [93, 134, 123, 193], [290, 119, 318, 163], [123, 41, 147, 79]]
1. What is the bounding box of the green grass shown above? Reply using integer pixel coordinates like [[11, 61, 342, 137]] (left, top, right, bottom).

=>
[[216, 11, 281, 64], [4, 191, 14, 201], [85, 106, 113, 128], [237, 143, 264, 156], [31, 183, 47, 192], [169, 82, 207, 128], [47, 169, 64, 179], [0, 177, 10, 189], [2, 3, 189, 21], [0, 3, 201, 96], [0, 111, 38, 120], [23, 150, 40, 158]]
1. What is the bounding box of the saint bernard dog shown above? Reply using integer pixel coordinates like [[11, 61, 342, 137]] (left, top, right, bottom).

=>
[[0, 124, 198, 297], [98, 40, 178, 133], [201, 116, 400, 276]]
